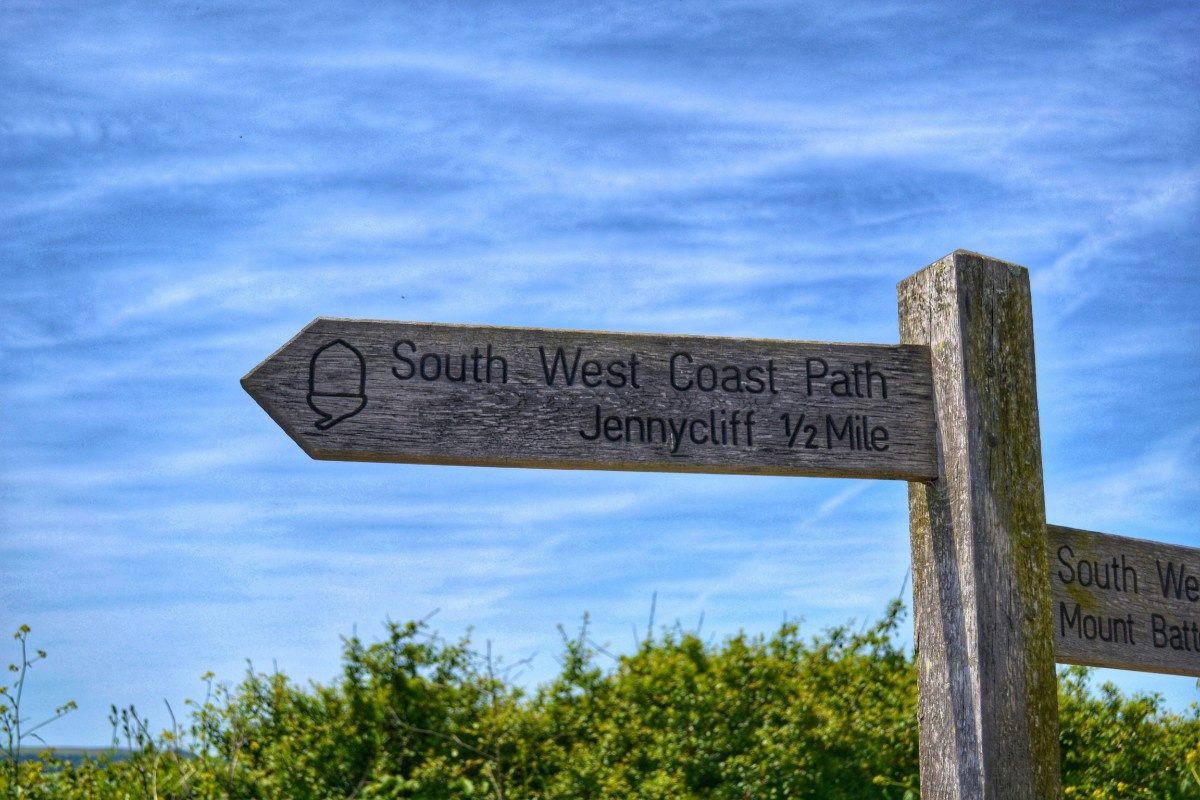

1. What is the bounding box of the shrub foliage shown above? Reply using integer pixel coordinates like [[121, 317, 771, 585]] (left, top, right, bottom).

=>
[[3, 606, 1198, 799]]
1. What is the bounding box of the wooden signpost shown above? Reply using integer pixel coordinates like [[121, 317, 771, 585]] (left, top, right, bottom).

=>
[[244, 250, 1198, 799], [898, 254, 1061, 799]]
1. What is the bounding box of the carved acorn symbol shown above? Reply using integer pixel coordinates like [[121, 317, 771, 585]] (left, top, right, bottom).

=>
[[307, 340, 367, 430]]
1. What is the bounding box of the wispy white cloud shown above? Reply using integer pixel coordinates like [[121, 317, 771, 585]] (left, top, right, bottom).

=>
[[1047, 425, 1200, 539], [1032, 168, 1200, 315]]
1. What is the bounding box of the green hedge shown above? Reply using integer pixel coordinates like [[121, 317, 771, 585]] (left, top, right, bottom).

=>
[[4, 606, 1198, 799]]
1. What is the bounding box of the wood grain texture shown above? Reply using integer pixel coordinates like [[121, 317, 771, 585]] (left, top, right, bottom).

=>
[[1048, 524, 1200, 677], [242, 319, 937, 480], [898, 251, 1060, 800]]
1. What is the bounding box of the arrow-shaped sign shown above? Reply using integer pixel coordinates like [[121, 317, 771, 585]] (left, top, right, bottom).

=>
[[242, 318, 938, 480], [1049, 524, 1200, 677]]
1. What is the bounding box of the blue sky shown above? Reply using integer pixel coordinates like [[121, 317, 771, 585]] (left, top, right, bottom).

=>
[[3, 0, 1197, 746]]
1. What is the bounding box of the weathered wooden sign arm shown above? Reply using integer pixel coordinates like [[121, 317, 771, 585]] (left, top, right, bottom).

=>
[[1048, 525, 1200, 677], [898, 251, 1060, 800], [242, 323, 939, 481]]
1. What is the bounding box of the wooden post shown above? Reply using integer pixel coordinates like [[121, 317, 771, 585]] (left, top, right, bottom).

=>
[[898, 251, 1060, 799]]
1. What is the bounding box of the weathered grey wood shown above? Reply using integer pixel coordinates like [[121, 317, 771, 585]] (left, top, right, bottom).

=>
[[243, 319, 937, 480], [898, 251, 1060, 799], [1048, 524, 1200, 677]]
